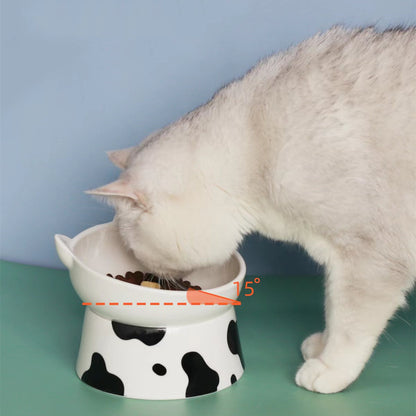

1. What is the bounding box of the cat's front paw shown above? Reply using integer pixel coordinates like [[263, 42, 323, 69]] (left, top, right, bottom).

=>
[[301, 332, 325, 360], [295, 358, 356, 394]]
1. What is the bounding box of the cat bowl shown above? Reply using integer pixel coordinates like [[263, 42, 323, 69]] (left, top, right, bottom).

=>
[[54, 222, 246, 400]]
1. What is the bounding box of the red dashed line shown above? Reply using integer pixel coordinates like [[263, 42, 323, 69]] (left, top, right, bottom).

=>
[[85, 301, 233, 306]]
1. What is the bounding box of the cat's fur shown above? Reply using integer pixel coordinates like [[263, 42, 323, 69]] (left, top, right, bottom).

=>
[[87, 26, 416, 394]]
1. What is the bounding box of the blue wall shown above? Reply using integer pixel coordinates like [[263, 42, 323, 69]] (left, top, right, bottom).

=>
[[1, 0, 415, 275]]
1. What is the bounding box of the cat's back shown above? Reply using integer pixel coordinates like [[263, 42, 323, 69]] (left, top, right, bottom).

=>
[[301, 27, 416, 169], [300, 26, 415, 79], [309, 26, 415, 111], [270, 26, 416, 119], [253, 26, 416, 161], [294, 27, 415, 179], [248, 26, 415, 139], [247, 27, 416, 241]]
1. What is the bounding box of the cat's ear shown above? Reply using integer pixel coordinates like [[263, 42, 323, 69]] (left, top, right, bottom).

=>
[[85, 179, 148, 209], [106, 147, 135, 170]]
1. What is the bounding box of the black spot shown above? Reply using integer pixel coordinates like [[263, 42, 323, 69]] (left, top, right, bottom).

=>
[[227, 320, 245, 369], [181, 352, 219, 398], [112, 321, 166, 345], [152, 363, 167, 376], [81, 352, 124, 396], [230, 374, 237, 384]]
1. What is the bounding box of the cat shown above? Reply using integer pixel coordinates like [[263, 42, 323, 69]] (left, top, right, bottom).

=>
[[86, 26, 416, 394]]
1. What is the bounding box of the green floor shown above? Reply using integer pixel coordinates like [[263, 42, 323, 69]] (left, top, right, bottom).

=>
[[1, 260, 414, 416]]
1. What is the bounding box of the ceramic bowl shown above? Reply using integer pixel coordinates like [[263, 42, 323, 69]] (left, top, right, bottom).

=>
[[55, 222, 246, 400]]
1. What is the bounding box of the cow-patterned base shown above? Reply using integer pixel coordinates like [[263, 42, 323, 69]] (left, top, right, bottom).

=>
[[76, 307, 245, 400]]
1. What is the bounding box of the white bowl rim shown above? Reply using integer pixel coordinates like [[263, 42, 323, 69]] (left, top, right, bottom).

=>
[[64, 221, 246, 297]]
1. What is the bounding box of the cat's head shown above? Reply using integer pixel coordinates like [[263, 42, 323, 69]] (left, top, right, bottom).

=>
[[86, 145, 244, 278]]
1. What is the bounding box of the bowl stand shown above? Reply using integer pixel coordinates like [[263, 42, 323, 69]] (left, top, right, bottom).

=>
[[76, 306, 244, 400]]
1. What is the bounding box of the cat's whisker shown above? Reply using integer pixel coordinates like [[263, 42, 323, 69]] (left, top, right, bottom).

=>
[[382, 329, 399, 345], [394, 314, 412, 327]]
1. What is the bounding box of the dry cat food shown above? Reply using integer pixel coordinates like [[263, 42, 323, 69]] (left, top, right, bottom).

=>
[[107, 271, 201, 291]]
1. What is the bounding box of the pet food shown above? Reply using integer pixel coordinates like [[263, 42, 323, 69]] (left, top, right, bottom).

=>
[[107, 271, 201, 291]]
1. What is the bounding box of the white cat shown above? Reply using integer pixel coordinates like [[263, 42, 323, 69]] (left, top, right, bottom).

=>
[[87, 26, 416, 394]]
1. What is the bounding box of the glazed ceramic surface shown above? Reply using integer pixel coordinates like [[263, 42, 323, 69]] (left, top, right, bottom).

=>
[[55, 222, 246, 399]]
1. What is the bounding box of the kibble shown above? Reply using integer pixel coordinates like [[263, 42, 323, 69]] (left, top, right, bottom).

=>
[[140, 281, 161, 289], [107, 271, 201, 291]]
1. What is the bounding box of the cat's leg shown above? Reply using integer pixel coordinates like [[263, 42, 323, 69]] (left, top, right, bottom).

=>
[[301, 332, 326, 360], [295, 254, 412, 394]]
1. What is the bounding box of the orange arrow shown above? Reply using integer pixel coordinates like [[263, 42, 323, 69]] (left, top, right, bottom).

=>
[[186, 288, 241, 305]]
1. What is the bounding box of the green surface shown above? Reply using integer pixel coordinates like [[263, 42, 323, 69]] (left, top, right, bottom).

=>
[[0, 260, 415, 416]]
